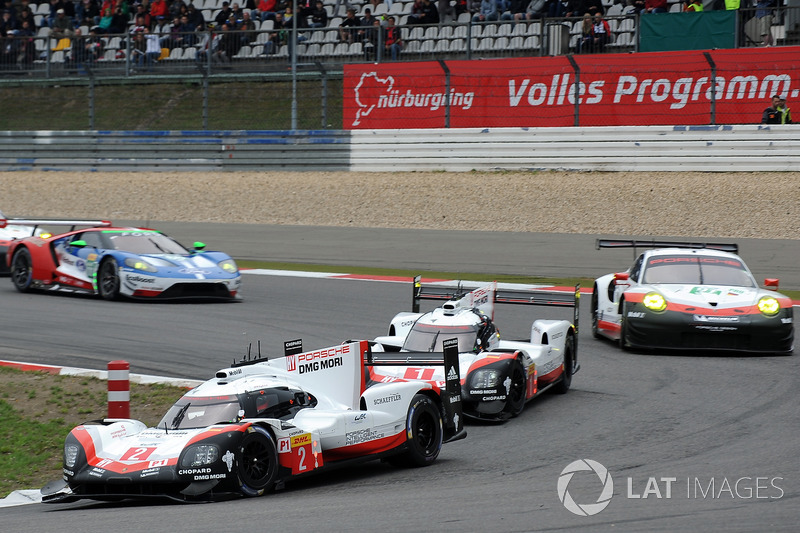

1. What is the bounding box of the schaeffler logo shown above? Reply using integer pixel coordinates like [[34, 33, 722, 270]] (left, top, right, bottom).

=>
[[557, 459, 614, 516]]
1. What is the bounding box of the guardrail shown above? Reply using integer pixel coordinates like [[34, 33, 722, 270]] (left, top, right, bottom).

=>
[[0, 124, 797, 172], [0, 130, 351, 171]]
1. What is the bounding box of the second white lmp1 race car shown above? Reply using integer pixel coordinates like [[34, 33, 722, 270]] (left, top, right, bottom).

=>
[[592, 239, 794, 354], [367, 278, 580, 421], [42, 340, 465, 503]]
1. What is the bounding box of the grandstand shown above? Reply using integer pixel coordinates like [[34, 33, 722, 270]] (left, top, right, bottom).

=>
[[1, 0, 798, 76]]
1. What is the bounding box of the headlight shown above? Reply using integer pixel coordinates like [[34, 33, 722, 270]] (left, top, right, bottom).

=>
[[218, 259, 238, 274], [124, 257, 157, 272], [65, 445, 79, 468], [757, 296, 780, 316], [642, 292, 667, 312], [470, 369, 501, 389], [181, 444, 219, 467]]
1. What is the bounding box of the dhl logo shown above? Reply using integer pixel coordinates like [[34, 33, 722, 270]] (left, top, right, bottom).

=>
[[291, 433, 312, 447]]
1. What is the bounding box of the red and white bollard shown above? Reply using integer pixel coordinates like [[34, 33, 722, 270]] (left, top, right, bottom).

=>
[[107, 360, 130, 419]]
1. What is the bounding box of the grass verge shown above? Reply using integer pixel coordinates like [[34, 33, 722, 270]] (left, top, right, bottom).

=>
[[0, 366, 184, 498]]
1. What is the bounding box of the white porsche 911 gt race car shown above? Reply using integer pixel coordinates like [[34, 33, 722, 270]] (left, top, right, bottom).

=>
[[367, 278, 580, 421], [42, 340, 465, 503], [592, 240, 794, 354]]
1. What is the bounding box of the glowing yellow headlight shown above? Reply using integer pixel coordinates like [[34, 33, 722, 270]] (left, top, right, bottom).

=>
[[218, 259, 238, 273], [757, 297, 780, 316], [642, 292, 667, 312], [124, 257, 157, 272]]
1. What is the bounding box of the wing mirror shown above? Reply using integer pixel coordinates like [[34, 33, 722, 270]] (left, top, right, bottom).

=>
[[70, 240, 87, 248], [764, 278, 779, 291], [614, 272, 629, 281], [192, 241, 206, 253]]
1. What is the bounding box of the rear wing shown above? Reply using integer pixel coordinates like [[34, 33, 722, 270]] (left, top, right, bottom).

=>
[[0, 216, 112, 233], [410, 275, 580, 344], [596, 239, 738, 256], [365, 338, 465, 443]]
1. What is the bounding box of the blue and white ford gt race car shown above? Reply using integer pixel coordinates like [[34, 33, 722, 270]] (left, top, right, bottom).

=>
[[592, 240, 794, 354], [4, 217, 241, 300]]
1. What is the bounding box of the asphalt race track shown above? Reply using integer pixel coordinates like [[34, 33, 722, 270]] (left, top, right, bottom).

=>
[[0, 225, 798, 532]]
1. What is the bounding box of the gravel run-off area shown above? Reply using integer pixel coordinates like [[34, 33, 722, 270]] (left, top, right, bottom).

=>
[[1, 171, 798, 240]]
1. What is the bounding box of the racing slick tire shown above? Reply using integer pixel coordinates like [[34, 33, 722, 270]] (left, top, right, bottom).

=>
[[502, 359, 527, 418], [98, 257, 121, 301], [591, 286, 601, 339], [391, 394, 443, 467], [619, 300, 631, 351], [554, 334, 575, 394], [235, 426, 278, 497], [11, 248, 33, 293]]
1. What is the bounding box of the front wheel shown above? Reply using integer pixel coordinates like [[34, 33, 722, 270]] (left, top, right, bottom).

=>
[[392, 394, 443, 467], [554, 335, 575, 394], [503, 359, 527, 418], [11, 248, 33, 293], [236, 426, 278, 497], [98, 257, 121, 300]]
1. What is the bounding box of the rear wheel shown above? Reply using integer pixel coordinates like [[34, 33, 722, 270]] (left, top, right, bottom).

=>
[[554, 335, 575, 394], [503, 359, 527, 418], [98, 257, 120, 300], [392, 394, 443, 467], [236, 426, 278, 497], [11, 248, 33, 293]]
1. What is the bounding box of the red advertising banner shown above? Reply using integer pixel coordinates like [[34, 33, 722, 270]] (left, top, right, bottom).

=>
[[343, 47, 800, 129]]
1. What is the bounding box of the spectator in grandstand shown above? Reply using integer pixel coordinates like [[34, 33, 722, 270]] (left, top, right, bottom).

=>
[[69, 26, 104, 68], [238, 10, 257, 43], [213, 22, 241, 61], [46, 0, 75, 29], [307, 0, 327, 28], [407, 0, 425, 22], [418, 0, 440, 23], [684, 0, 703, 10], [186, 3, 203, 26], [169, 0, 186, 19], [215, 1, 233, 25], [384, 14, 402, 60], [256, 0, 278, 22], [12, 18, 35, 66], [16, 6, 35, 31], [15, 0, 34, 24], [643, 0, 667, 13], [1, 9, 15, 35], [576, 12, 593, 53], [544, 0, 567, 17], [50, 8, 75, 39], [338, 7, 359, 43], [755, 0, 775, 46], [149, 0, 169, 25], [358, 7, 377, 42], [109, 5, 128, 32], [230, 2, 246, 23], [576, 0, 603, 16], [502, 0, 545, 23], [76, 0, 101, 27], [472, 0, 498, 22], [761, 95, 792, 124], [132, 5, 152, 30], [590, 11, 609, 51], [131, 27, 161, 70]]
